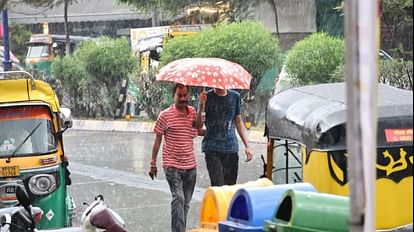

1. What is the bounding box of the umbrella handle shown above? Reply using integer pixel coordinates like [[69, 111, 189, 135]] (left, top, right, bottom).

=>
[[201, 87, 206, 122], [201, 112, 206, 122]]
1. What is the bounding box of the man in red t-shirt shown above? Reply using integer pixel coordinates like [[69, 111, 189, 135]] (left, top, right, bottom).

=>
[[149, 83, 202, 232]]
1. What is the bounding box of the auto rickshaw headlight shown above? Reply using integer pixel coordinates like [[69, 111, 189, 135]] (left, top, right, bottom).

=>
[[28, 174, 57, 195]]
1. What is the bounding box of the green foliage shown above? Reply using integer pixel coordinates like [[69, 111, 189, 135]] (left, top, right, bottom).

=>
[[51, 37, 138, 117], [334, 0, 413, 60], [381, 0, 413, 60], [160, 20, 281, 125], [117, 0, 267, 22], [130, 69, 173, 120], [330, 59, 413, 90], [315, 0, 344, 37], [380, 59, 413, 90], [8, 23, 32, 63], [83, 37, 136, 85], [382, 0, 413, 23], [285, 32, 344, 86], [117, 0, 216, 14], [21, 0, 77, 8], [330, 64, 345, 83], [52, 55, 88, 90], [161, 20, 282, 91]]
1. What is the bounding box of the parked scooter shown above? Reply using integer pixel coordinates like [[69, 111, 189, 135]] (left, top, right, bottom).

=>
[[0, 185, 43, 232], [0, 186, 127, 232]]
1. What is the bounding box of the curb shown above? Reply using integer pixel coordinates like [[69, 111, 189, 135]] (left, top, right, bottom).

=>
[[72, 119, 267, 143], [72, 119, 155, 133]]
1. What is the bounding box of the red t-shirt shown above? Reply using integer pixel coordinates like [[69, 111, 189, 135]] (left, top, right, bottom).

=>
[[154, 104, 198, 169]]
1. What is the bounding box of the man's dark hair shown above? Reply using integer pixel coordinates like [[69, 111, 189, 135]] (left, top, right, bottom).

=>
[[172, 83, 190, 95]]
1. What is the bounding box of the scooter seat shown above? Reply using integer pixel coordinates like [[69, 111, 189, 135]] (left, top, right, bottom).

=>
[[90, 204, 126, 232]]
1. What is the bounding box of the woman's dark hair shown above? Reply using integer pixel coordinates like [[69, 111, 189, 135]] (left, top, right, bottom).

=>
[[172, 83, 190, 95]]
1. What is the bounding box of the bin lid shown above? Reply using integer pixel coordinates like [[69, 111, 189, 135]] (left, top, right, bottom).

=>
[[266, 83, 413, 151]]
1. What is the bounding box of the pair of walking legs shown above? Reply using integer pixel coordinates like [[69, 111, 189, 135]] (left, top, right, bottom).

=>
[[164, 167, 197, 232], [205, 152, 239, 186]]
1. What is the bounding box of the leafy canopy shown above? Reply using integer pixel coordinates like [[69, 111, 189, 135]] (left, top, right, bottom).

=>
[[20, 0, 78, 8], [117, 0, 217, 14], [52, 37, 138, 117], [161, 20, 282, 91], [285, 32, 344, 86]]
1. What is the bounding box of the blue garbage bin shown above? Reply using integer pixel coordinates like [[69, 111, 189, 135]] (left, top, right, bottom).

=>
[[218, 183, 316, 232]]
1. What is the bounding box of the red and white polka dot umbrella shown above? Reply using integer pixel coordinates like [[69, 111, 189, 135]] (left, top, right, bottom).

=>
[[156, 58, 252, 90]]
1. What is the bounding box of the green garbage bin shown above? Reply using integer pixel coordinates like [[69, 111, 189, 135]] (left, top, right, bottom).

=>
[[263, 189, 350, 232]]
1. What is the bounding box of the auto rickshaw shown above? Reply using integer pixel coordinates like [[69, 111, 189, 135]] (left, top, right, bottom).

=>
[[265, 83, 413, 230], [0, 71, 75, 229]]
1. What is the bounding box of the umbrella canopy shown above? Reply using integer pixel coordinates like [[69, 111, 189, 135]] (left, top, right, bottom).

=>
[[156, 58, 252, 90]]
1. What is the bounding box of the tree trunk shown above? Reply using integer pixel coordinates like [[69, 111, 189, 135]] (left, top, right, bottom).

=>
[[0, 0, 7, 12], [270, 0, 279, 36], [64, 0, 70, 55], [152, 5, 159, 27]]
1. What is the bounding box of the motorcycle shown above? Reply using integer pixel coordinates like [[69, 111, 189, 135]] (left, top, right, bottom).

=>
[[0, 186, 127, 232]]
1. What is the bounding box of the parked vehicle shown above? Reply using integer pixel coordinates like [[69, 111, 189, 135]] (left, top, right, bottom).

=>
[[0, 185, 43, 232], [0, 185, 126, 232], [25, 34, 91, 76], [265, 82, 413, 230], [0, 71, 75, 229]]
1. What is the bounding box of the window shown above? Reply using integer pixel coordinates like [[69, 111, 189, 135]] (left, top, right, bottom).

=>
[[272, 139, 303, 184], [27, 45, 50, 58], [0, 106, 57, 157]]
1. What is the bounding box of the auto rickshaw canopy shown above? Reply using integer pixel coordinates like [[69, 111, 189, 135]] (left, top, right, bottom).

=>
[[0, 78, 60, 113], [266, 83, 413, 151]]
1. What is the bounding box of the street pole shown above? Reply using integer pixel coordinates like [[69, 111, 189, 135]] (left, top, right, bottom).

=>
[[2, 5, 12, 71], [345, 0, 379, 231]]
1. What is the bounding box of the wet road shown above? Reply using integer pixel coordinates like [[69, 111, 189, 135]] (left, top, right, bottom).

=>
[[63, 130, 269, 231]]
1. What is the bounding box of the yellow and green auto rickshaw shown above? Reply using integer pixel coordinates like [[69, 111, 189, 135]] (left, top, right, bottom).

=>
[[0, 71, 75, 229], [25, 34, 91, 76], [265, 83, 413, 231]]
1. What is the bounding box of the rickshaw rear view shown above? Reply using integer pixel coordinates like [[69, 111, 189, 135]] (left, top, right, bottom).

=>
[[0, 71, 75, 229], [266, 83, 413, 230]]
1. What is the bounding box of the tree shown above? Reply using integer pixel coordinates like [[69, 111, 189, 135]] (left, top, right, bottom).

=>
[[331, 59, 413, 91], [160, 20, 281, 124], [21, 0, 77, 55], [161, 20, 281, 93], [118, 0, 279, 28], [1, 22, 32, 63], [285, 32, 344, 86], [0, 0, 6, 11], [335, 0, 413, 60], [52, 37, 138, 117], [380, 0, 413, 60], [130, 68, 173, 120], [118, 0, 217, 14], [315, 0, 344, 37]]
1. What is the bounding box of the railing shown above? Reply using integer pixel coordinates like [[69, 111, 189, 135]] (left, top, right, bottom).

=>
[[0, 71, 36, 90]]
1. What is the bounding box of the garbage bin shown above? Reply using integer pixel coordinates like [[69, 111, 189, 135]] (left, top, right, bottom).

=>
[[218, 183, 316, 232], [263, 189, 349, 232], [190, 178, 273, 232]]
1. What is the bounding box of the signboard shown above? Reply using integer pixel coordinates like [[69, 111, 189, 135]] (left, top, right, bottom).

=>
[[130, 26, 170, 54], [384, 129, 413, 143]]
